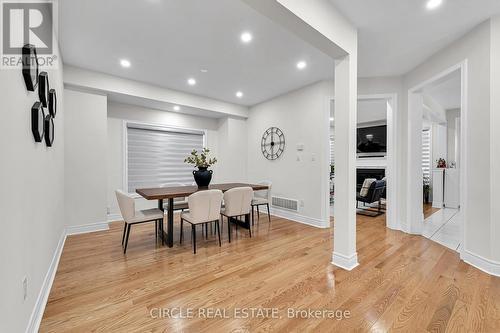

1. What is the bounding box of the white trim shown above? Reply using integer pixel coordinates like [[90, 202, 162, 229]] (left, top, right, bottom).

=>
[[461, 250, 500, 277], [357, 93, 399, 231], [332, 252, 359, 271], [25, 221, 112, 332], [269, 207, 329, 228], [107, 213, 123, 223], [25, 230, 66, 333], [407, 60, 468, 254], [65, 221, 110, 236]]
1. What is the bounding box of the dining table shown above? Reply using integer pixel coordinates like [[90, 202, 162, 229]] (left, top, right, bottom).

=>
[[136, 183, 269, 247]]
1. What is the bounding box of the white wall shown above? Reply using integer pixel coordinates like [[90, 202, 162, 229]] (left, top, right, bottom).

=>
[[0, 40, 65, 332], [107, 102, 224, 215], [247, 81, 332, 226], [64, 89, 108, 227], [490, 16, 500, 263], [403, 20, 492, 263], [446, 109, 460, 165], [216, 117, 248, 183]]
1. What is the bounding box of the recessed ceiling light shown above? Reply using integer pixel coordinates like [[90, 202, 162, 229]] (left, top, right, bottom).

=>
[[120, 59, 131, 68], [200, 69, 208, 73], [297, 61, 307, 70], [240, 32, 253, 43], [173, 105, 180, 111], [187, 78, 196, 86], [236, 91, 243, 98], [330, 117, 334, 121], [426, 0, 442, 10]]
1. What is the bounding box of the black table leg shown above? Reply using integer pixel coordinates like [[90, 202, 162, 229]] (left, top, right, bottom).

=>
[[167, 198, 174, 247], [158, 199, 164, 245]]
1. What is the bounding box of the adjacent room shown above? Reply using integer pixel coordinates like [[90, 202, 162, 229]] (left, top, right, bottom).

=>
[[3, 0, 500, 332]]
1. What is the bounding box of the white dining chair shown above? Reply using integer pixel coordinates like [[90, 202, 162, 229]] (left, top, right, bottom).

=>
[[180, 189, 223, 254], [221, 187, 253, 242], [251, 181, 272, 224], [115, 190, 165, 254]]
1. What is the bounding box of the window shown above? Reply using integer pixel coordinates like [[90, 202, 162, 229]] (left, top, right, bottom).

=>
[[126, 123, 205, 193], [422, 128, 431, 182], [330, 134, 335, 165]]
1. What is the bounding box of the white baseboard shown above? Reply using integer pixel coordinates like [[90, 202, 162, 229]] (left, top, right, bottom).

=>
[[26, 221, 110, 332], [66, 221, 110, 235], [269, 207, 329, 228], [461, 249, 500, 277], [26, 230, 66, 333], [106, 213, 123, 223], [332, 252, 359, 271]]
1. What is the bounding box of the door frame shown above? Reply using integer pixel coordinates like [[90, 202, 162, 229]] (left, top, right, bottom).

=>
[[406, 60, 468, 252]]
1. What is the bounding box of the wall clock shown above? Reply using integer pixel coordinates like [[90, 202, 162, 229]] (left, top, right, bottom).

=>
[[261, 127, 285, 160]]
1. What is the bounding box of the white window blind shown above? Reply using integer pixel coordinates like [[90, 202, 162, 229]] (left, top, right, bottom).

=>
[[127, 124, 204, 193], [422, 129, 431, 181], [330, 135, 335, 165]]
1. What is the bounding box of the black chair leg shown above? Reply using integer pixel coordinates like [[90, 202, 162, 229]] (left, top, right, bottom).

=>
[[247, 214, 252, 238], [266, 204, 271, 223], [122, 222, 127, 246], [205, 223, 208, 239], [123, 224, 131, 254], [192, 224, 196, 254], [216, 220, 221, 247], [251, 206, 254, 226], [227, 217, 231, 243], [257, 206, 260, 220], [180, 218, 184, 244]]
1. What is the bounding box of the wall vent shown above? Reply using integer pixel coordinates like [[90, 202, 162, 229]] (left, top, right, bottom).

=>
[[272, 196, 299, 212]]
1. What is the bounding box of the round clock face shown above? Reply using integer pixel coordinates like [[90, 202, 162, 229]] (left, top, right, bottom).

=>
[[261, 127, 285, 160]]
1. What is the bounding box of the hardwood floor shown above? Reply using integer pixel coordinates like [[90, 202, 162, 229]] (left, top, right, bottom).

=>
[[40, 213, 500, 332], [424, 203, 441, 219]]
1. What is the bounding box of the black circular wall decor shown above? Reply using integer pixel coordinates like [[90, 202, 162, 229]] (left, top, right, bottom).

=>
[[44, 115, 55, 147], [38, 72, 50, 107], [31, 102, 45, 142], [261, 127, 285, 160], [22, 44, 39, 91], [48, 89, 57, 117]]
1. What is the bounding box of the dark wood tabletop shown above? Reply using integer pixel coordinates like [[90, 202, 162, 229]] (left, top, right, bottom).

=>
[[136, 183, 269, 200]]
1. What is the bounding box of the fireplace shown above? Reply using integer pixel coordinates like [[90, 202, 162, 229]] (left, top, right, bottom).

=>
[[357, 168, 385, 192]]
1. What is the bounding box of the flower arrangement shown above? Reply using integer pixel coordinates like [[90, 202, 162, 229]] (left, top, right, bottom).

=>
[[436, 158, 447, 168], [184, 148, 217, 169]]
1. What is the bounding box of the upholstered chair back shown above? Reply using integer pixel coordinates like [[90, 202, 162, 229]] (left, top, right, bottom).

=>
[[187, 189, 223, 222], [254, 181, 272, 201], [115, 190, 135, 221], [223, 187, 253, 216]]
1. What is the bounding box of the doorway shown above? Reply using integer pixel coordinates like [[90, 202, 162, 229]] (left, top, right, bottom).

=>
[[407, 62, 467, 252], [330, 94, 399, 231]]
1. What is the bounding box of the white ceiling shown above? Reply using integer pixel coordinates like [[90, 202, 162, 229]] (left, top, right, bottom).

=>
[[330, 0, 500, 77], [59, 0, 334, 107], [423, 69, 461, 110]]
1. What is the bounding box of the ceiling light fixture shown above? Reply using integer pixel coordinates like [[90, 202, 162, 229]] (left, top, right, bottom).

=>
[[240, 32, 253, 43], [236, 91, 243, 98], [173, 105, 181, 111], [297, 61, 307, 70], [330, 117, 334, 121], [187, 78, 196, 86], [120, 59, 131, 68], [426, 0, 443, 10]]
